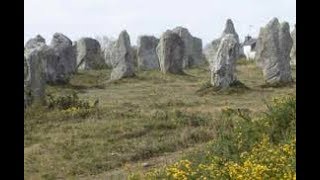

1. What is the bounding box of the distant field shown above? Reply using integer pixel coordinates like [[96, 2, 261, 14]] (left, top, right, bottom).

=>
[[24, 63, 296, 179]]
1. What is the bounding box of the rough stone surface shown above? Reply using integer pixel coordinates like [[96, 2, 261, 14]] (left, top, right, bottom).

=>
[[110, 30, 135, 80], [206, 19, 239, 69], [103, 40, 117, 68], [290, 25, 296, 65], [25, 35, 46, 50], [172, 27, 205, 68], [75, 37, 105, 70], [156, 30, 185, 74], [137, 35, 160, 70], [192, 37, 205, 66], [24, 47, 46, 105], [132, 45, 138, 68], [221, 19, 239, 42], [255, 18, 293, 84], [204, 39, 221, 69], [47, 33, 77, 84], [211, 34, 240, 89]]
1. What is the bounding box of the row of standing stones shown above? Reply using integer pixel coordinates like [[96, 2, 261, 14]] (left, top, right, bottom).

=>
[[24, 17, 296, 108]]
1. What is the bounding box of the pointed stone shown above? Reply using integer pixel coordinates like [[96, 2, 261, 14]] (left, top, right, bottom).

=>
[[110, 30, 135, 80]]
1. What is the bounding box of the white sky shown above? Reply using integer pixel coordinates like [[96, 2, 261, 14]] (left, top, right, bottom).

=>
[[24, 0, 296, 46]]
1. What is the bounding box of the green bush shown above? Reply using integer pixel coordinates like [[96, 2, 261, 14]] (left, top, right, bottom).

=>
[[136, 94, 296, 179]]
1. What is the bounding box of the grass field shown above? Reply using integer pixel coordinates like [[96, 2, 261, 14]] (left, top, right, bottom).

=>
[[24, 62, 296, 179]]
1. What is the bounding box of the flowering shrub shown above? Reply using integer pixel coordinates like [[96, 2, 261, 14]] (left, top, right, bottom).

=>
[[45, 92, 99, 119], [132, 95, 296, 179]]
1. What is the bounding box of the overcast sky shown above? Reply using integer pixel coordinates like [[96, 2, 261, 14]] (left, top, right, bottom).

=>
[[24, 0, 296, 46]]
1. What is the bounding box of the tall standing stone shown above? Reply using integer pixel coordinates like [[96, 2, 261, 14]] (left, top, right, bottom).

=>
[[211, 34, 240, 89], [24, 47, 46, 105], [206, 19, 240, 69], [110, 30, 135, 80], [255, 18, 293, 84], [47, 33, 77, 84], [156, 30, 185, 74], [137, 35, 160, 70], [24, 35, 47, 105], [75, 37, 105, 70], [290, 25, 296, 66]]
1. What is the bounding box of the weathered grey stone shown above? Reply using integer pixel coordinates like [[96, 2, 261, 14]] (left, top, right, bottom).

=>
[[103, 40, 117, 68], [47, 33, 77, 84], [221, 19, 239, 42], [172, 27, 195, 68], [132, 45, 138, 68], [24, 47, 46, 105], [172, 27, 205, 68], [211, 34, 240, 89], [192, 37, 205, 66], [290, 25, 296, 65], [110, 30, 135, 80], [206, 19, 239, 69], [95, 36, 116, 68], [25, 35, 46, 50], [24, 55, 31, 108], [156, 30, 185, 74], [255, 18, 293, 84], [137, 35, 159, 70], [75, 37, 105, 70]]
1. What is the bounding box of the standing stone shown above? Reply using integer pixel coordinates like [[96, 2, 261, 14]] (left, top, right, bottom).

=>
[[137, 35, 160, 70], [75, 37, 105, 70], [206, 19, 239, 69], [96, 36, 116, 68], [24, 47, 46, 105], [192, 37, 205, 66], [47, 33, 77, 84], [110, 30, 135, 80], [290, 25, 296, 66], [211, 34, 240, 89], [24, 35, 47, 106], [103, 40, 117, 68], [255, 18, 293, 84], [25, 35, 46, 50], [204, 39, 221, 69], [132, 45, 138, 68], [156, 30, 185, 74], [24, 55, 31, 108], [221, 19, 239, 42], [172, 27, 195, 68]]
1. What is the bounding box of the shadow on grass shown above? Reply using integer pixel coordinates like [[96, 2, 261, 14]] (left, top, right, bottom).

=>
[[259, 80, 296, 88], [196, 80, 250, 96]]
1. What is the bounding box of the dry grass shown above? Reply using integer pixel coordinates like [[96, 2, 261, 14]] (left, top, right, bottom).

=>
[[24, 63, 296, 179]]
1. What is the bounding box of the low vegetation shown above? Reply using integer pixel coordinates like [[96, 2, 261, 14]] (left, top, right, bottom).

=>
[[24, 63, 295, 179], [131, 95, 296, 179]]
